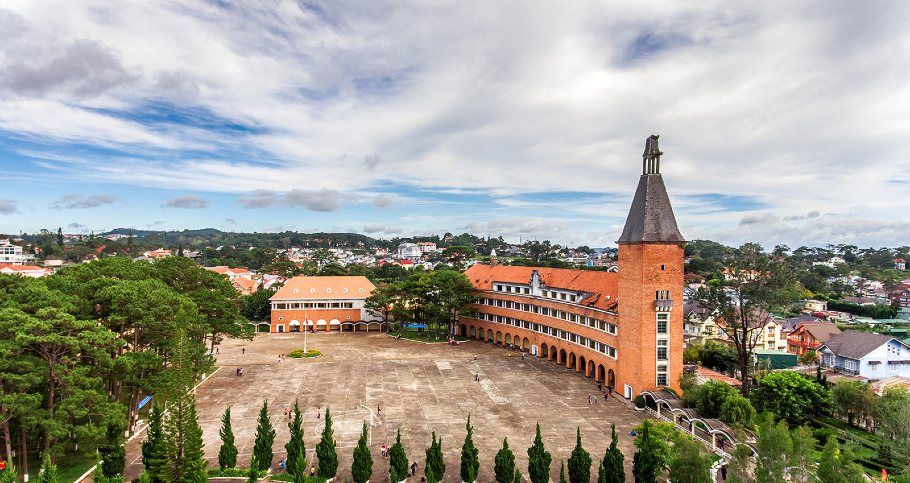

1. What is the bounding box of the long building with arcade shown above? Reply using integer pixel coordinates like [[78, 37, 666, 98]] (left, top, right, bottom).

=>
[[458, 136, 685, 397]]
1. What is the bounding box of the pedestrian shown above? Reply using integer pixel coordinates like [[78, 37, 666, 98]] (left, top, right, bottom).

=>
[[410, 462, 418, 477], [239, 367, 244, 376], [721, 465, 727, 480], [473, 354, 477, 361], [242, 347, 245, 355], [215, 347, 219, 354], [283, 408, 288, 419], [316, 409, 320, 420], [377, 407, 382, 418], [235, 368, 240, 376]]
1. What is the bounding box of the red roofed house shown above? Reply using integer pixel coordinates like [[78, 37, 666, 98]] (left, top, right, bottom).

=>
[[458, 136, 685, 398], [205, 266, 261, 295], [0, 263, 49, 278], [895, 258, 906, 271], [269, 276, 378, 333], [787, 322, 842, 356], [143, 248, 172, 259]]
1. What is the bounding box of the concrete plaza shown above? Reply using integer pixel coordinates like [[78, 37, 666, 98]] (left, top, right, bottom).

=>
[[124, 332, 644, 481]]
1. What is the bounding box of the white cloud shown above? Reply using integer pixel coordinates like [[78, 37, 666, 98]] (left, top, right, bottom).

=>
[[50, 193, 118, 209], [0, 198, 18, 214], [2, 2, 910, 245]]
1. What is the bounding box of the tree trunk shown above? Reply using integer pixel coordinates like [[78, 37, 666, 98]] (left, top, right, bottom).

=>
[[738, 349, 750, 396], [2, 417, 12, 469], [19, 425, 27, 479], [44, 379, 54, 453]]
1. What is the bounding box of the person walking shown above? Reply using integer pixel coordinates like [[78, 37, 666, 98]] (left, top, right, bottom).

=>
[[242, 347, 245, 355], [410, 462, 418, 477]]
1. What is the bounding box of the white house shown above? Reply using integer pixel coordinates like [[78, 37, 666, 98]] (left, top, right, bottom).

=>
[[0, 263, 49, 278], [817, 330, 910, 380], [397, 242, 422, 260], [0, 239, 35, 265]]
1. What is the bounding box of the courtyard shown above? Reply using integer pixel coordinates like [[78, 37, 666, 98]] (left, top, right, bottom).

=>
[[124, 332, 644, 482]]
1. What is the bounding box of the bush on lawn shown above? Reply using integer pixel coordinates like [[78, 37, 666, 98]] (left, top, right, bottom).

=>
[[207, 467, 267, 478], [287, 349, 322, 358]]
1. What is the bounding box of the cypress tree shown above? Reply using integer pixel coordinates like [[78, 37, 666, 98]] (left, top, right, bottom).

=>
[[568, 428, 591, 483], [285, 401, 305, 477], [599, 423, 625, 483], [252, 400, 276, 472], [246, 455, 259, 483], [632, 420, 659, 483], [219, 407, 238, 469], [559, 461, 567, 483], [527, 423, 551, 483], [142, 405, 166, 483], [424, 431, 446, 483], [494, 438, 515, 483], [100, 419, 126, 478], [460, 415, 479, 482], [351, 421, 372, 483], [316, 407, 338, 479], [388, 429, 409, 482], [37, 454, 58, 483]]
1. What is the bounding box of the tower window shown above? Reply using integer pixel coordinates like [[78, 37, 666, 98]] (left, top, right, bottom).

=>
[[660, 264, 666, 271]]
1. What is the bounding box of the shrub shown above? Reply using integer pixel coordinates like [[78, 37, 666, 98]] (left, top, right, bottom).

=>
[[633, 395, 646, 408], [207, 467, 267, 478], [719, 394, 756, 428], [287, 349, 322, 358], [696, 380, 738, 418]]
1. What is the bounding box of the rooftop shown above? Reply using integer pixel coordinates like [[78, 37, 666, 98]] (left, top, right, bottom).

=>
[[271, 275, 376, 301], [463, 264, 618, 312]]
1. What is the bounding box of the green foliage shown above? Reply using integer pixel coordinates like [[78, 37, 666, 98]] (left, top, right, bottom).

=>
[[241, 288, 276, 321], [818, 436, 865, 483], [0, 461, 19, 483], [788, 426, 817, 483], [424, 431, 445, 483], [750, 371, 830, 424], [667, 435, 712, 483], [559, 461, 567, 483], [632, 420, 676, 471], [247, 456, 259, 483], [460, 416, 479, 482], [285, 400, 305, 479], [388, 429, 409, 482], [37, 454, 59, 483], [206, 467, 267, 478], [598, 423, 625, 483], [253, 401, 276, 472], [351, 422, 372, 483], [726, 439, 755, 483], [287, 349, 321, 358], [219, 407, 238, 470], [831, 380, 876, 426], [567, 428, 591, 483], [315, 407, 338, 479], [720, 393, 756, 428], [527, 423, 552, 483], [494, 438, 515, 483], [754, 415, 791, 483], [163, 391, 207, 483], [695, 380, 738, 418], [875, 387, 910, 459], [632, 420, 665, 483], [142, 405, 167, 483], [100, 419, 126, 478]]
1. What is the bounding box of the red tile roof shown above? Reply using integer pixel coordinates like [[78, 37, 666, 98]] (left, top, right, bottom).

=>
[[695, 366, 742, 387], [271, 276, 375, 301], [463, 264, 618, 311]]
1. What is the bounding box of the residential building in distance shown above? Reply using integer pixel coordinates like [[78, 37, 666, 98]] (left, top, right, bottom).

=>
[[683, 302, 719, 346], [818, 330, 910, 380], [416, 241, 438, 253], [0, 239, 35, 265], [891, 283, 910, 309], [397, 242, 422, 260], [787, 322, 842, 355], [205, 266, 263, 295], [894, 258, 906, 271], [142, 248, 172, 259], [801, 299, 828, 313], [269, 276, 378, 333], [0, 263, 49, 277], [458, 136, 685, 397]]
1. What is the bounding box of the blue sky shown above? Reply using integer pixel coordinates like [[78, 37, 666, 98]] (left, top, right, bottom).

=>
[[1, 1, 909, 247]]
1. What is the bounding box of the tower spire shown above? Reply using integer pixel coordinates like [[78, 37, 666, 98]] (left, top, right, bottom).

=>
[[642, 134, 662, 175]]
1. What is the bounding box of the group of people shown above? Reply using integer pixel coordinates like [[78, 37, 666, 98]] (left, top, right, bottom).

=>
[[234, 367, 244, 376], [447, 337, 460, 345], [277, 353, 287, 363]]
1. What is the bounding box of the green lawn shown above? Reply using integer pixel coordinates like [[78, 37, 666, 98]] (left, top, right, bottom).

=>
[[24, 450, 97, 483]]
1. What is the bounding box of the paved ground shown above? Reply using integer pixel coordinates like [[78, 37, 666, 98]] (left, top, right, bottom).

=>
[[124, 332, 644, 482]]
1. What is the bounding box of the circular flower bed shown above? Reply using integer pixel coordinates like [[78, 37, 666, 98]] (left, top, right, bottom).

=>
[[287, 349, 322, 359]]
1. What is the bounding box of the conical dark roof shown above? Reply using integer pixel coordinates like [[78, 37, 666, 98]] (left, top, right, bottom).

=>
[[617, 136, 684, 243]]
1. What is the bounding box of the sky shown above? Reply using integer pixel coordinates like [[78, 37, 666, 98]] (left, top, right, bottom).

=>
[[1, 1, 909, 248]]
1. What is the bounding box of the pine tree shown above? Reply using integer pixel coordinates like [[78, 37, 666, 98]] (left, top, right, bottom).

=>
[[632, 420, 660, 483], [56, 227, 63, 246], [559, 461, 567, 483], [667, 435, 712, 483], [599, 423, 624, 483], [460, 415, 480, 482], [424, 431, 446, 483], [100, 419, 126, 478], [494, 438, 515, 483], [527, 423, 552, 483], [164, 393, 207, 483], [37, 454, 58, 483], [351, 421, 372, 483], [142, 405, 166, 483], [388, 429, 409, 482], [285, 401, 305, 478], [755, 418, 791, 483], [788, 426, 816, 483], [219, 407, 238, 469], [316, 407, 338, 479], [567, 428, 591, 483], [252, 400, 276, 472]]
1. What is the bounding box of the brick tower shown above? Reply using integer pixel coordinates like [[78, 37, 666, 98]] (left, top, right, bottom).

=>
[[616, 135, 685, 397]]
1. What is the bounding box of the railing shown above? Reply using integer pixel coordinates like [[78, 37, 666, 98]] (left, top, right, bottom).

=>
[[653, 299, 673, 311]]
